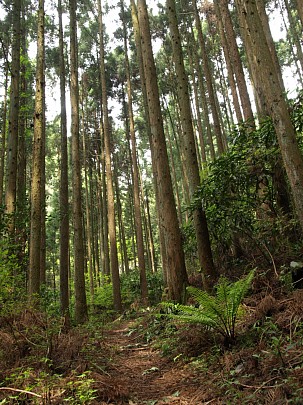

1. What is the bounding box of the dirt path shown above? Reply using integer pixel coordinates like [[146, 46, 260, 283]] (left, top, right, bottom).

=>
[[96, 319, 217, 405]]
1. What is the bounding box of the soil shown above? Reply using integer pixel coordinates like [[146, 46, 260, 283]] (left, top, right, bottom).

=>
[[1, 289, 303, 403], [96, 319, 215, 405]]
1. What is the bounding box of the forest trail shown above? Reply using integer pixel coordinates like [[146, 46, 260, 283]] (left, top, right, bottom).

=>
[[97, 319, 215, 405]]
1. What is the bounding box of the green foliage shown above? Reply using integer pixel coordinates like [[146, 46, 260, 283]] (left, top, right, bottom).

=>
[[93, 277, 114, 309], [0, 239, 25, 312], [189, 116, 294, 261], [120, 270, 164, 307], [161, 270, 255, 346], [65, 372, 97, 404]]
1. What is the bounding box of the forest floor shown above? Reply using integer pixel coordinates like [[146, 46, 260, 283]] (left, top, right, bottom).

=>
[[1, 283, 303, 403], [96, 318, 213, 404]]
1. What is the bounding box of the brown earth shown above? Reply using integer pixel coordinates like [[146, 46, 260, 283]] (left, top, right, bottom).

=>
[[94, 319, 218, 405], [1, 289, 303, 403]]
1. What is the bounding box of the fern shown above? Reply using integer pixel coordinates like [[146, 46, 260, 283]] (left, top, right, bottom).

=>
[[161, 269, 255, 346]]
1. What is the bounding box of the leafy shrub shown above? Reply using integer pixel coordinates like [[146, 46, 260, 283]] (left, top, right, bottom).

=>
[[93, 278, 114, 309], [120, 270, 164, 307], [0, 239, 25, 312], [161, 269, 255, 347]]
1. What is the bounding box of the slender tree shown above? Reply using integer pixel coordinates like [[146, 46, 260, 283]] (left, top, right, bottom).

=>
[[235, 0, 303, 231], [29, 0, 45, 298], [121, 0, 148, 303], [193, 0, 225, 155], [0, 70, 8, 207], [69, 0, 88, 322], [166, 0, 218, 290], [218, 0, 254, 125], [58, 0, 70, 324], [97, 0, 122, 311], [4, 0, 21, 234], [137, 0, 188, 302]]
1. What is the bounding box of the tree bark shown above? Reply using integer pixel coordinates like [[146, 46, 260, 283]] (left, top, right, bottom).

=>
[[5, 0, 21, 234], [97, 0, 122, 311], [69, 0, 88, 323], [235, 0, 303, 232], [121, 0, 148, 303], [29, 0, 45, 298], [193, 0, 225, 155], [58, 0, 70, 325], [131, 0, 167, 283], [219, 0, 255, 125], [0, 70, 8, 208], [166, 0, 218, 291], [137, 0, 188, 303]]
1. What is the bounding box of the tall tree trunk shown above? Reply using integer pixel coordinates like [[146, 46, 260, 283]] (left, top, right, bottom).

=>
[[121, 0, 148, 302], [295, 0, 303, 27], [81, 98, 95, 300], [96, 146, 106, 280], [235, 0, 303, 232], [5, 0, 21, 234], [97, 0, 122, 311], [257, 1, 286, 93], [69, 0, 88, 323], [58, 0, 70, 324], [40, 96, 46, 285], [166, 0, 217, 291], [189, 27, 216, 161], [284, 0, 303, 74], [193, 0, 224, 155], [131, 0, 169, 286], [100, 130, 110, 277], [0, 70, 8, 207], [219, 0, 255, 125], [144, 192, 157, 273], [137, 0, 188, 303], [113, 158, 130, 275], [16, 11, 28, 269], [188, 55, 207, 163], [29, 0, 45, 298], [213, 0, 243, 123]]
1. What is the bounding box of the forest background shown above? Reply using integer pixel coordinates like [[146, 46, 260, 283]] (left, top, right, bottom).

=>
[[0, 0, 303, 325], [1, 0, 303, 402]]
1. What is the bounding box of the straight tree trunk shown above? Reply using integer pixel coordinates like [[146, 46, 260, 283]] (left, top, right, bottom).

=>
[[219, 0, 255, 125], [144, 192, 157, 273], [235, 0, 303, 232], [0, 70, 8, 207], [5, 0, 21, 234], [16, 14, 28, 268], [137, 0, 188, 303], [166, 0, 218, 291], [257, 1, 286, 93], [69, 0, 88, 323], [40, 96, 46, 285], [189, 29, 216, 161], [121, 0, 148, 302], [284, 0, 303, 73], [131, 0, 169, 285], [29, 0, 45, 298], [295, 0, 303, 27], [97, 0, 122, 311], [96, 147, 106, 280], [193, 0, 224, 155], [81, 99, 95, 300], [113, 158, 130, 275], [58, 0, 70, 324], [213, 0, 243, 123], [100, 131, 110, 277]]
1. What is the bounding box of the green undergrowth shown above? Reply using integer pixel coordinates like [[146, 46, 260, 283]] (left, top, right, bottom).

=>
[[130, 283, 303, 403]]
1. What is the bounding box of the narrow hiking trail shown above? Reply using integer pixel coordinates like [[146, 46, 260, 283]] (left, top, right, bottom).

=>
[[98, 319, 217, 405]]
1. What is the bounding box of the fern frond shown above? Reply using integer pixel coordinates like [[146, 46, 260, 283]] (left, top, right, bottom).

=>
[[158, 270, 255, 346]]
